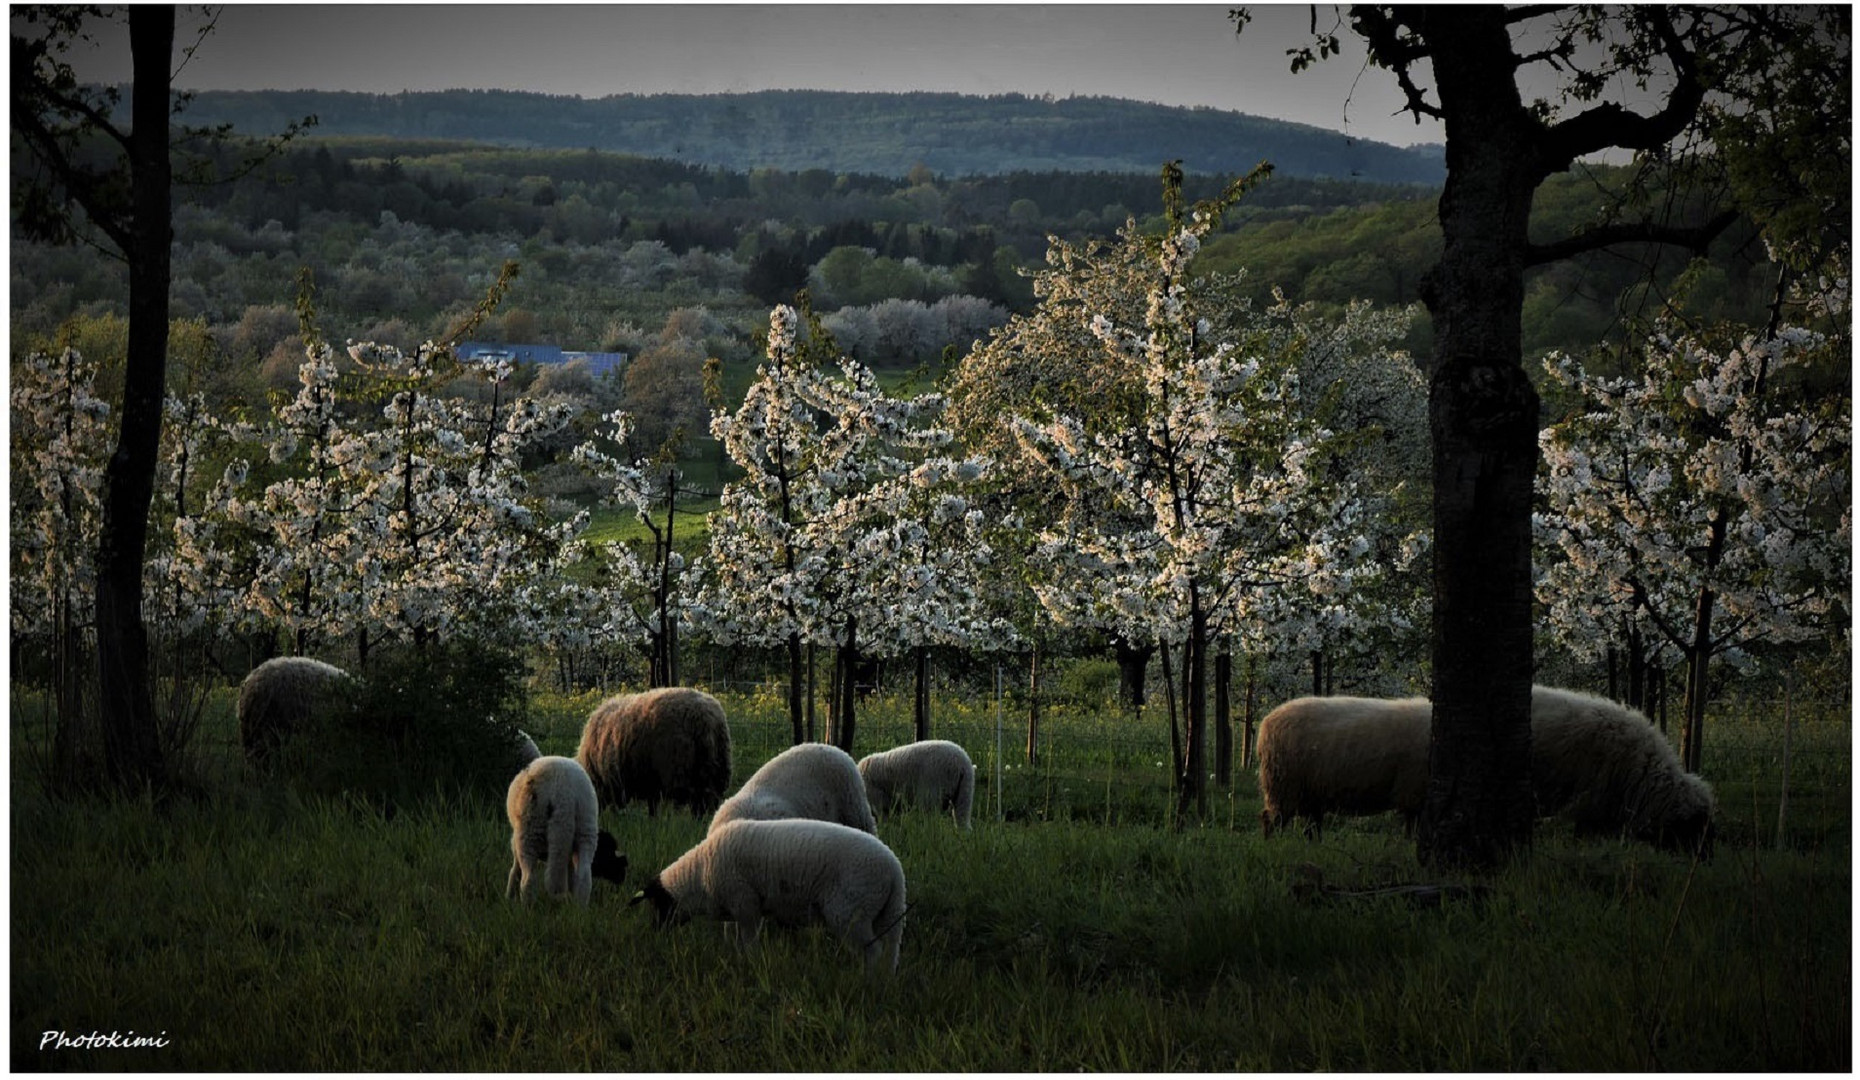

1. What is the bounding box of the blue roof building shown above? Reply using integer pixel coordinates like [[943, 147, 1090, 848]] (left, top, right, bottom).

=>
[[455, 341, 628, 378]]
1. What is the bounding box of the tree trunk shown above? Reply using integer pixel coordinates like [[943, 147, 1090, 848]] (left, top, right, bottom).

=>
[[913, 645, 930, 741], [93, 5, 175, 794], [1242, 653, 1258, 771], [1680, 585, 1717, 774], [1414, 10, 1541, 871], [833, 615, 859, 755], [1214, 645, 1233, 789], [658, 479, 679, 687], [1113, 636, 1151, 708], [787, 632, 805, 744], [1176, 597, 1208, 821], [1024, 642, 1040, 766], [1681, 644, 1710, 774], [1161, 641, 1181, 791]]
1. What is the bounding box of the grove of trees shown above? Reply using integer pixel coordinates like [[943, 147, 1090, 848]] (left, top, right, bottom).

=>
[[10, 7, 1849, 855]]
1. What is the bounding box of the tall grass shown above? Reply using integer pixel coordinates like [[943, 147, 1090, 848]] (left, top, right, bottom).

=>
[[10, 684, 1850, 1071]]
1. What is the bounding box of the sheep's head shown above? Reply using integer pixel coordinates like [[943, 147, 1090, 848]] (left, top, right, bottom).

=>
[[592, 830, 629, 885], [629, 876, 682, 927], [1651, 807, 1715, 859]]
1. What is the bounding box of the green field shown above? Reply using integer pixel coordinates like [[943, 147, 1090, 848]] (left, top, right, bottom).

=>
[[11, 686, 1851, 1071]]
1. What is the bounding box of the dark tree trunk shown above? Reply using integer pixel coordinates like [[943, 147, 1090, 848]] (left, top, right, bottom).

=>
[[1242, 653, 1258, 771], [1626, 622, 1647, 715], [1413, 9, 1541, 871], [832, 615, 859, 755], [93, 6, 175, 793], [1175, 597, 1208, 821], [1113, 636, 1151, 708], [913, 645, 931, 741], [787, 633, 806, 744], [1024, 642, 1040, 766], [1160, 641, 1181, 790], [1214, 645, 1233, 789], [1680, 593, 1716, 774]]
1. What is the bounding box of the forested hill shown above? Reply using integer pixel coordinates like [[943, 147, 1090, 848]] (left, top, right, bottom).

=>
[[162, 88, 1445, 183]]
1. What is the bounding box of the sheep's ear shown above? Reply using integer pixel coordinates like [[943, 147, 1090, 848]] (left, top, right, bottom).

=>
[[627, 890, 648, 906]]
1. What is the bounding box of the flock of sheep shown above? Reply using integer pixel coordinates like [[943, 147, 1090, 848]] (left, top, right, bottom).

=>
[[238, 657, 1713, 976]]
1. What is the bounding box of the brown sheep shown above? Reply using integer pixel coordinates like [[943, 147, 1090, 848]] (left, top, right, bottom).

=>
[[576, 687, 732, 815]]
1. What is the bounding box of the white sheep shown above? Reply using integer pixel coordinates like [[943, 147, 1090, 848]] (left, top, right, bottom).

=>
[[506, 755, 629, 905], [1255, 686, 1716, 854], [709, 742, 877, 835], [237, 656, 351, 771], [857, 739, 976, 829], [1528, 686, 1715, 855], [577, 687, 732, 815], [1255, 694, 1430, 839], [632, 818, 907, 975]]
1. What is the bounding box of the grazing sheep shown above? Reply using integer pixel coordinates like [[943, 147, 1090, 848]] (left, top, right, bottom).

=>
[[858, 740, 976, 829], [508, 728, 542, 773], [1529, 686, 1715, 855], [576, 687, 732, 815], [632, 818, 907, 975], [709, 742, 876, 836], [1256, 686, 1716, 854], [237, 656, 351, 771], [1255, 694, 1431, 839], [505, 756, 628, 905]]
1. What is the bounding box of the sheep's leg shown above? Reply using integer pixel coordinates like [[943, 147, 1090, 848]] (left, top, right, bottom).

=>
[[731, 912, 763, 954], [570, 851, 593, 907], [520, 856, 546, 903], [506, 858, 523, 901]]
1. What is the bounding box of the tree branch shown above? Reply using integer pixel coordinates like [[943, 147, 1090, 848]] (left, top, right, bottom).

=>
[[9, 105, 134, 254], [1348, 6, 1444, 121], [1525, 208, 1740, 267], [1504, 5, 1569, 26], [1538, 9, 1706, 165]]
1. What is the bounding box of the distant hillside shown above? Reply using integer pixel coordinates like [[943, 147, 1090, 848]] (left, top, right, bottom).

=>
[[165, 88, 1445, 184]]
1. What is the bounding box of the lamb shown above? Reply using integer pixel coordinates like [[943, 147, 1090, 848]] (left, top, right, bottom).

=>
[[505, 755, 628, 905], [857, 739, 976, 829], [1527, 686, 1715, 855], [1255, 686, 1716, 854], [709, 742, 876, 836], [508, 728, 542, 771], [1255, 694, 1431, 839], [576, 687, 732, 815], [632, 818, 907, 975], [237, 656, 352, 771]]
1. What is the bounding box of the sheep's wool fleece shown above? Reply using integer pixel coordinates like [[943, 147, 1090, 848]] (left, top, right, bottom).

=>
[[857, 740, 975, 827], [1528, 686, 1715, 839], [710, 742, 876, 835], [1256, 695, 1431, 828], [237, 656, 349, 766], [577, 687, 732, 813], [661, 818, 906, 969], [507, 755, 601, 903]]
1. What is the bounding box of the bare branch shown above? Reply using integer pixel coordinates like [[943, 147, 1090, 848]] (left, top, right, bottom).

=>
[[1524, 208, 1740, 267], [1538, 9, 1707, 165], [9, 104, 135, 254], [1503, 5, 1569, 26], [1348, 6, 1445, 121]]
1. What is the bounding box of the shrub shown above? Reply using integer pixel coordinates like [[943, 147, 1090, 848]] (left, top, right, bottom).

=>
[[271, 639, 531, 812]]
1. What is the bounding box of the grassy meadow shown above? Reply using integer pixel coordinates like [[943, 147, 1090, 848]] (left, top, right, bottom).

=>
[[10, 683, 1851, 1071]]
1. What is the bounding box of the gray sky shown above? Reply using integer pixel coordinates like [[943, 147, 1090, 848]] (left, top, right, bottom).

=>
[[50, 3, 1447, 148]]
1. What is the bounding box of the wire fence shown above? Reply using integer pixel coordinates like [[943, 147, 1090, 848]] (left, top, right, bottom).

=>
[[526, 678, 1852, 846], [15, 671, 1847, 850]]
